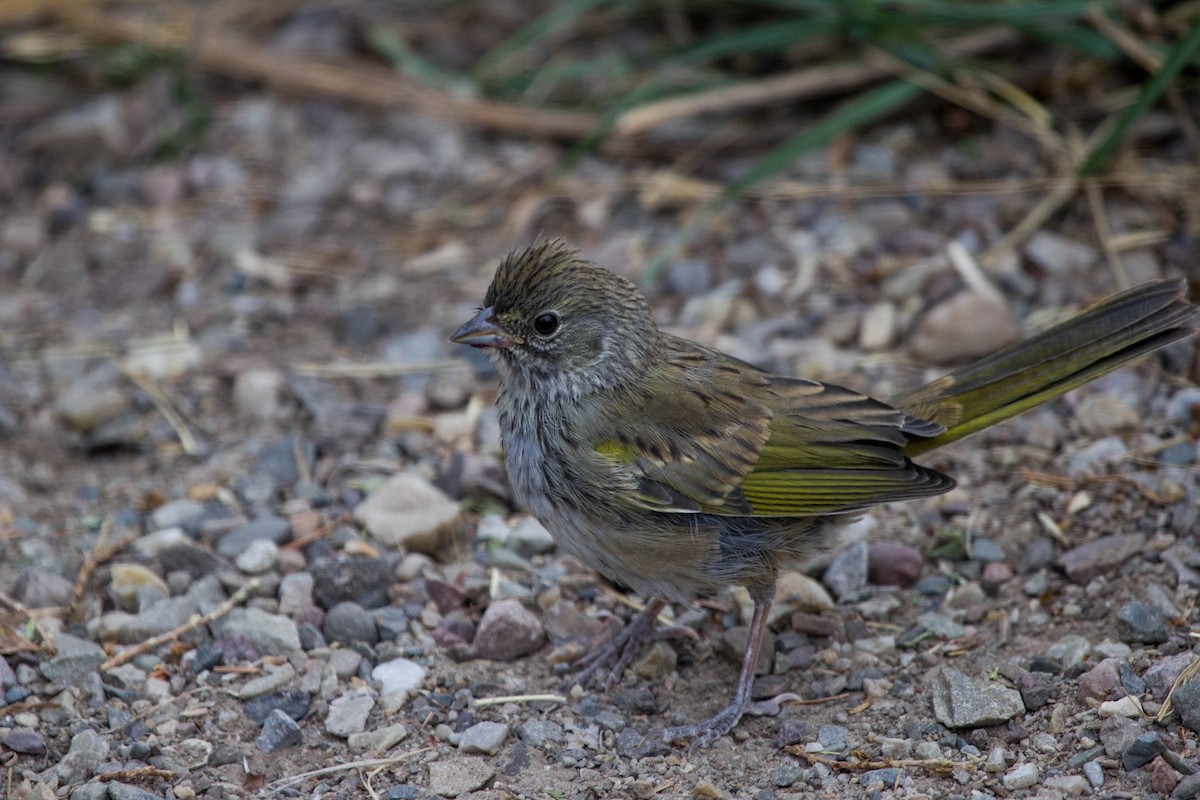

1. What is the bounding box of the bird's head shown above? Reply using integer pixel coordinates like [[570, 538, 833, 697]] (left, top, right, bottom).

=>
[[451, 238, 656, 397]]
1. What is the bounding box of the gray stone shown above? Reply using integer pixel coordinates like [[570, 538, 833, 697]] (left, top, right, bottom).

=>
[[1083, 759, 1104, 789], [1058, 533, 1144, 584], [458, 721, 509, 755], [1146, 653, 1199, 700], [310, 556, 392, 609], [931, 667, 1024, 728], [985, 747, 1007, 773], [916, 611, 964, 639], [43, 728, 109, 785], [39, 632, 106, 683], [1123, 731, 1166, 770], [470, 598, 544, 661], [1045, 634, 1092, 668], [94, 595, 198, 644], [324, 601, 379, 645], [823, 539, 868, 601], [150, 499, 207, 531], [107, 784, 165, 800], [817, 724, 850, 751], [911, 291, 1018, 364], [211, 608, 300, 655], [427, 760, 495, 797], [1100, 716, 1142, 758], [517, 719, 564, 748], [235, 539, 279, 574], [278, 572, 315, 617], [1066, 437, 1129, 478], [257, 708, 302, 752], [1116, 601, 1168, 644], [373, 658, 426, 696], [13, 567, 74, 608], [1002, 763, 1039, 790], [1172, 676, 1200, 735], [325, 690, 375, 738], [1024, 231, 1098, 275], [217, 516, 291, 559], [348, 722, 408, 753], [353, 472, 462, 554]]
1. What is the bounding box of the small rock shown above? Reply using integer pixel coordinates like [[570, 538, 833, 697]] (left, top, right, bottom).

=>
[[1058, 534, 1144, 584], [1066, 437, 1129, 478], [931, 667, 1024, 728], [14, 567, 75, 608], [217, 516, 292, 559], [1098, 695, 1143, 719], [1002, 762, 1039, 790], [867, 541, 923, 586], [816, 724, 850, 752], [427, 760, 495, 797], [459, 721, 508, 755], [1079, 658, 1123, 701], [1146, 653, 1199, 700], [916, 611, 964, 639], [278, 572, 315, 617], [56, 377, 128, 432], [984, 746, 1007, 773], [859, 302, 896, 351], [508, 517, 555, 557], [353, 472, 463, 554], [1075, 394, 1139, 436], [1083, 759, 1105, 789], [1025, 231, 1098, 274], [325, 690, 375, 738], [1169, 678, 1200, 735], [470, 599, 544, 661], [243, 688, 311, 725], [1045, 774, 1090, 797], [1045, 634, 1092, 668], [328, 649, 363, 679], [348, 723, 408, 754], [324, 601, 379, 645], [911, 291, 1018, 363], [1100, 716, 1142, 758], [211, 608, 300, 655], [257, 709, 302, 752], [823, 539, 868, 601], [632, 641, 677, 679], [1123, 731, 1166, 770], [1116, 601, 1168, 644], [44, 728, 109, 785], [517, 719, 564, 748], [1152, 756, 1181, 794], [2, 730, 46, 755], [311, 556, 393, 609], [372, 658, 426, 696], [39, 632, 106, 683], [235, 539, 279, 574], [108, 563, 171, 611], [722, 626, 775, 675], [232, 368, 285, 423], [1175, 773, 1200, 799]]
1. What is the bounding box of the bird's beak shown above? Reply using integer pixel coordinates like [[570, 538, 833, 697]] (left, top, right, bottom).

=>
[[450, 306, 518, 349]]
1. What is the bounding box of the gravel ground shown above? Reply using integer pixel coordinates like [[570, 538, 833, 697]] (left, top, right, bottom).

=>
[[1, 13, 1200, 800]]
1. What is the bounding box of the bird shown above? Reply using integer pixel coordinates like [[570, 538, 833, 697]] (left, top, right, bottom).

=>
[[450, 237, 1197, 747]]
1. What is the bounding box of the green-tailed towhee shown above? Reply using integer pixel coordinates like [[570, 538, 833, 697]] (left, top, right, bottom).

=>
[[451, 237, 1197, 747]]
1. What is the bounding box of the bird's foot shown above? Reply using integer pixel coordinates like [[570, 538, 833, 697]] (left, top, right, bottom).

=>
[[571, 599, 691, 690], [659, 697, 747, 750]]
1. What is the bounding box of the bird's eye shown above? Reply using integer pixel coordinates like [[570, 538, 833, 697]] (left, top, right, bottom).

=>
[[533, 312, 559, 335]]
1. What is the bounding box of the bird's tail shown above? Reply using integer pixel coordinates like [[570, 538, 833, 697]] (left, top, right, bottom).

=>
[[893, 278, 1197, 457]]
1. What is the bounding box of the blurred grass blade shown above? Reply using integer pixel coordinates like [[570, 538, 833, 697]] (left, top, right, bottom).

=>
[[641, 78, 923, 284], [1079, 20, 1200, 176], [727, 78, 923, 196], [473, 0, 613, 82], [670, 17, 840, 66], [367, 26, 477, 95]]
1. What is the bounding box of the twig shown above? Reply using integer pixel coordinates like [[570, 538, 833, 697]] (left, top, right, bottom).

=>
[[472, 694, 566, 708], [116, 362, 199, 456], [100, 579, 259, 670], [267, 748, 433, 791], [1085, 178, 1130, 288], [95, 767, 178, 783], [52, 4, 597, 140], [283, 512, 349, 551], [789, 748, 972, 777], [0, 594, 57, 655], [615, 27, 1018, 136], [71, 516, 139, 605]]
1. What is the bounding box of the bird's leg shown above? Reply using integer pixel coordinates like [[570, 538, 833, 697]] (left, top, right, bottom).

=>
[[571, 598, 685, 689], [661, 599, 773, 748]]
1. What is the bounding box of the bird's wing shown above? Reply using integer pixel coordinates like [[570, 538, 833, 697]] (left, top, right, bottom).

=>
[[595, 339, 953, 517]]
